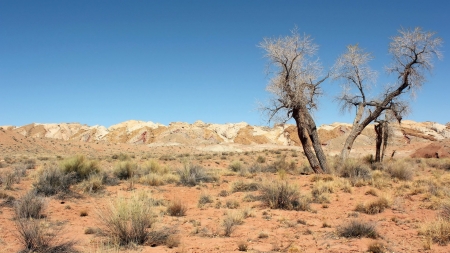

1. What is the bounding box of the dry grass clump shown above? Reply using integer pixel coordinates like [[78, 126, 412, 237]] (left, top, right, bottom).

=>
[[230, 180, 259, 193], [337, 160, 372, 186], [98, 195, 156, 246], [61, 155, 100, 182], [167, 199, 187, 217], [222, 211, 244, 237], [15, 190, 46, 219], [311, 180, 334, 203], [33, 167, 77, 196], [355, 196, 391, 214], [256, 156, 266, 163], [337, 219, 378, 238], [225, 199, 240, 209], [198, 192, 214, 207], [113, 161, 137, 180], [112, 153, 130, 161], [370, 170, 392, 189], [80, 173, 105, 193], [367, 241, 388, 253], [385, 160, 414, 181], [420, 218, 450, 246], [228, 161, 243, 172], [263, 155, 297, 173], [259, 179, 310, 211], [14, 218, 77, 253], [138, 160, 168, 175], [177, 163, 216, 186]]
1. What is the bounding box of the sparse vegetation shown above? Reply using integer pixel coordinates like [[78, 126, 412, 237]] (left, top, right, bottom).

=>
[[113, 161, 137, 180], [15, 190, 46, 219], [259, 179, 310, 211], [33, 167, 77, 196], [167, 199, 187, 216], [178, 163, 216, 186], [337, 219, 378, 238], [61, 155, 100, 181]]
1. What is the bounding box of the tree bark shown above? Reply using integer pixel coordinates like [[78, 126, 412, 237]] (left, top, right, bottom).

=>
[[301, 107, 329, 173], [293, 109, 323, 174], [375, 123, 382, 162]]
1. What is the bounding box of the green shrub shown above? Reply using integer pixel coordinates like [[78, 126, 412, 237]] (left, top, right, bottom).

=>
[[61, 155, 100, 181], [113, 161, 137, 180]]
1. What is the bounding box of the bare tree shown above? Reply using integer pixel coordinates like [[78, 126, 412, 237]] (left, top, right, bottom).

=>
[[260, 29, 329, 173], [332, 27, 443, 161]]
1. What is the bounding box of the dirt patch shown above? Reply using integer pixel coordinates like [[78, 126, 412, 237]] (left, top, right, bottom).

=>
[[410, 141, 450, 158]]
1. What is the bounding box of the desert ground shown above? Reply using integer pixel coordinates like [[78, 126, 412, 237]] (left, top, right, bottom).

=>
[[1, 120, 450, 253]]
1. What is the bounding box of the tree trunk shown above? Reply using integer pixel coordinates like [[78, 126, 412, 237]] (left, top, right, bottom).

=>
[[374, 123, 382, 162], [381, 122, 389, 162], [302, 107, 329, 173], [340, 104, 366, 161], [293, 109, 323, 174]]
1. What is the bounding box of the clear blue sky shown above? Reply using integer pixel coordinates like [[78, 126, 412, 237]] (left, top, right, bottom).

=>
[[1, 1, 449, 127]]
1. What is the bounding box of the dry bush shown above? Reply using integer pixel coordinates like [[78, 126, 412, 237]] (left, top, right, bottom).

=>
[[311, 181, 335, 203], [147, 226, 179, 247], [167, 199, 187, 217], [259, 179, 310, 211], [222, 211, 244, 237], [15, 218, 77, 253], [256, 156, 266, 163], [263, 155, 296, 173], [370, 170, 392, 189], [355, 196, 390, 215], [2, 171, 19, 190], [229, 161, 243, 172], [338, 160, 372, 186], [33, 167, 77, 196], [61, 155, 100, 181], [177, 164, 216, 186], [367, 241, 388, 253], [231, 180, 259, 193], [138, 173, 179, 186], [15, 190, 46, 219], [197, 192, 213, 207], [337, 219, 378, 238], [98, 195, 155, 246], [385, 160, 414, 181], [81, 173, 105, 193], [113, 161, 137, 180], [111, 153, 130, 161], [225, 199, 240, 209], [420, 218, 450, 245], [237, 241, 248, 251], [138, 160, 168, 175]]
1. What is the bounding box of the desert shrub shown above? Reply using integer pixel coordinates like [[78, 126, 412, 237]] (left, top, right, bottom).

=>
[[15, 218, 77, 253], [138, 160, 168, 175], [225, 199, 240, 209], [222, 211, 244, 237], [2, 171, 19, 190], [237, 241, 248, 251], [355, 196, 390, 215], [177, 164, 215, 186], [218, 190, 230, 197], [441, 202, 450, 220], [111, 153, 130, 161], [248, 163, 263, 174], [243, 193, 260, 202], [167, 199, 187, 217], [259, 179, 309, 211], [147, 226, 179, 247], [80, 173, 105, 193], [311, 181, 335, 202], [15, 190, 46, 219], [113, 161, 137, 180], [385, 161, 414, 181], [159, 154, 175, 161], [229, 161, 243, 172], [24, 159, 37, 169], [98, 195, 155, 246], [198, 192, 213, 207], [420, 218, 450, 245], [61, 155, 100, 181], [338, 160, 372, 186], [368, 241, 388, 253], [263, 155, 296, 173], [33, 167, 77, 196], [337, 219, 378, 238], [256, 156, 266, 163], [231, 180, 259, 193]]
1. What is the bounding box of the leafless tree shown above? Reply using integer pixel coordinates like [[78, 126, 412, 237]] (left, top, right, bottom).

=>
[[332, 27, 443, 161], [260, 29, 329, 173]]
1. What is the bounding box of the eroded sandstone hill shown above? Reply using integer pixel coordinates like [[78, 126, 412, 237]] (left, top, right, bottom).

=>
[[1, 120, 449, 148]]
